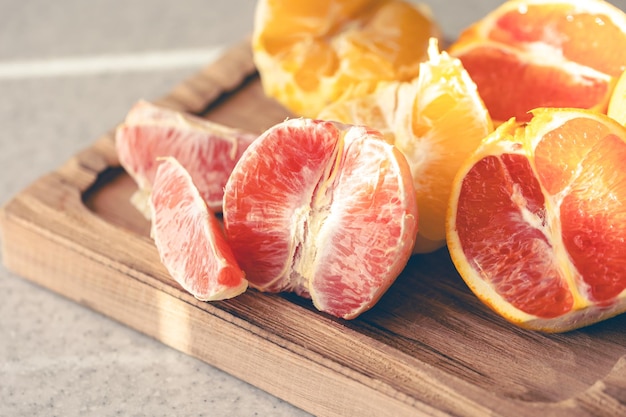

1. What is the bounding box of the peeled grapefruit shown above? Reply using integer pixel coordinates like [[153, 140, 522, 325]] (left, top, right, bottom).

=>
[[222, 118, 418, 319], [115, 100, 257, 218], [447, 108, 626, 332], [150, 156, 247, 301]]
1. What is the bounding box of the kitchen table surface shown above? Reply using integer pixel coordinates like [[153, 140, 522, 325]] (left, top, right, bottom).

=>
[[2, 1, 625, 416]]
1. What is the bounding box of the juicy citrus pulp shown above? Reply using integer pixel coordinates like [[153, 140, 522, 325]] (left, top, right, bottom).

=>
[[252, 0, 439, 117], [447, 108, 626, 332], [222, 118, 418, 319], [150, 156, 247, 301], [448, 0, 626, 124], [115, 100, 257, 218], [318, 38, 493, 253]]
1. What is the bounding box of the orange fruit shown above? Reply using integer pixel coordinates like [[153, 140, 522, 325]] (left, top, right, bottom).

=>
[[446, 108, 626, 332], [150, 157, 247, 301], [252, 0, 439, 117], [222, 118, 418, 319], [318, 39, 493, 253], [115, 100, 257, 218], [448, 0, 626, 124]]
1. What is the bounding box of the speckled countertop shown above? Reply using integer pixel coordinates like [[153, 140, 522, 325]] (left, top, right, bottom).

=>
[[2, 1, 625, 416]]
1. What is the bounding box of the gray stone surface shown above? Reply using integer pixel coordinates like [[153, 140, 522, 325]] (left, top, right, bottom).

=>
[[2, 0, 625, 416]]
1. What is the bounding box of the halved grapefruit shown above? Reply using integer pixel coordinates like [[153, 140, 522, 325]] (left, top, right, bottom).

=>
[[447, 108, 626, 332], [448, 0, 626, 124]]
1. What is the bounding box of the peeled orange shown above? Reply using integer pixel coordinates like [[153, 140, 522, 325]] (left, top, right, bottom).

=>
[[222, 118, 418, 319], [318, 39, 493, 253], [252, 0, 439, 117], [448, 0, 626, 124], [150, 157, 247, 301], [115, 100, 257, 218], [447, 108, 626, 332]]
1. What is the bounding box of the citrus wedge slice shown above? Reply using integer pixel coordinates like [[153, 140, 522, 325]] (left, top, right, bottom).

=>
[[150, 157, 247, 301], [115, 100, 257, 218]]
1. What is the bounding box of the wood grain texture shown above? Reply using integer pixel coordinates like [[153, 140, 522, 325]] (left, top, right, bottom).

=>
[[1, 39, 626, 417]]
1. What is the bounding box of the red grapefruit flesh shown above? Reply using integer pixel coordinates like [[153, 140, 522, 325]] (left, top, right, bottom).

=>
[[150, 156, 247, 301], [222, 118, 418, 319], [447, 109, 626, 332], [448, 0, 626, 124], [115, 100, 258, 218]]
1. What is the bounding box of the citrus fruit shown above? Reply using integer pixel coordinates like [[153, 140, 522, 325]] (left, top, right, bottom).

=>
[[150, 156, 247, 301], [222, 118, 418, 319], [448, 0, 626, 124], [115, 100, 257, 218], [446, 108, 626, 332], [608, 69, 626, 125], [252, 0, 440, 117], [318, 38, 493, 253]]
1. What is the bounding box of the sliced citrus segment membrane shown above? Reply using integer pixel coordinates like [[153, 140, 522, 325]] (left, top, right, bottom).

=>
[[448, 0, 626, 124], [252, 0, 440, 117], [608, 69, 626, 126], [150, 156, 247, 301], [318, 38, 493, 253], [222, 118, 418, 319], [115, 100, 257, 218], [447, 108, 626, 332]]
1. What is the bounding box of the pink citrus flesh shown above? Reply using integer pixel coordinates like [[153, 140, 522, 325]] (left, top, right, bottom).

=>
[[447, 109, 626, 332], [150, 156, 247, 301], [222, 118, 418, 319], [115, 100, 257, 217]]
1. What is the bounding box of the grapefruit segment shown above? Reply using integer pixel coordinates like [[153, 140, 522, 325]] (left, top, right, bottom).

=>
[[222, 119, 340, 294], [447, 109, 626, 332], [115, 100, 257, 218], [223, 118, 418, 319], [560, 133, 626, 304], [150, 157, 247, 301]]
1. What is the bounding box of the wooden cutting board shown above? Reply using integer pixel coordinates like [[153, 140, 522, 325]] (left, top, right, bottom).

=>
[[1, 40, 625, 417]]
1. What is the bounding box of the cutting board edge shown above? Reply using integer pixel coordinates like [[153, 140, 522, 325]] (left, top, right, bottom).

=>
[[0, 172, 455, 417]]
